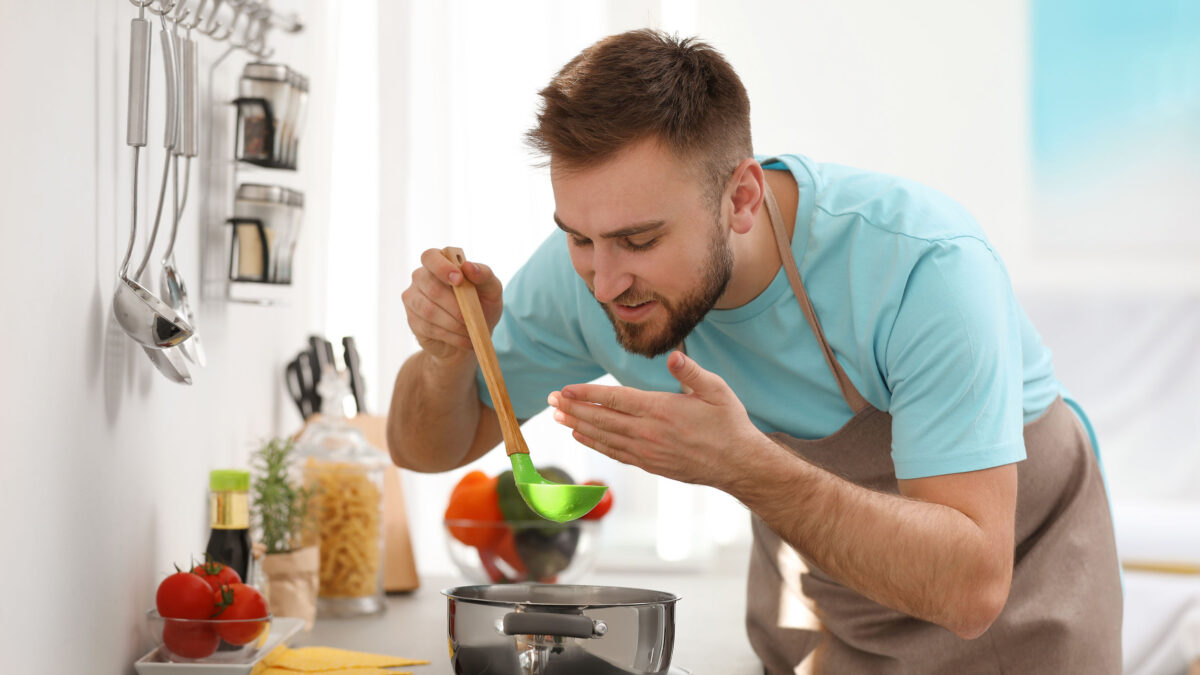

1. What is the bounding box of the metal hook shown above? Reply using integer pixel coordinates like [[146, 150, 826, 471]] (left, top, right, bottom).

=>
[[198, 0, 224, 35], [128, 0, 153, 19], [210, 0, 244, 41], [172, 0, 190, 27], [184, 0, 208, 33], [233, 7, 266, 52], [147, 0, 177, 17]]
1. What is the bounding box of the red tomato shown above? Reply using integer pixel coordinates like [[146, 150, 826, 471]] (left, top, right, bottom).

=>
[[191, 560, 241, 592], [212, 583, 269, 645], [162, 619, 219, 659], [580, 481, 613, 520], [156, 571, 217, 619]]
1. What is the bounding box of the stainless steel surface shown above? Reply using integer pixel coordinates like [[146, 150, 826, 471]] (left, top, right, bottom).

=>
[[126, 17, 151, 147], [155, 154, 200, 373], [139, 17, 192, 381], [444, 584, 678, 675], [143, 328, 193, 384], [300, 569, 759, 674], [447, 584, 679, 607], [236, 182, 290, 203], [285, 72, 309, 167], [178, 33, 198, 158], [114, 4, 193, 351], [127, 0, 302, 61], [242, 62, 289, 81], [161, 22, 205, 367]]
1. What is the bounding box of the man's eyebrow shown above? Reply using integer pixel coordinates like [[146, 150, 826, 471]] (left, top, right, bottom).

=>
[[553, 214, 667, 239]]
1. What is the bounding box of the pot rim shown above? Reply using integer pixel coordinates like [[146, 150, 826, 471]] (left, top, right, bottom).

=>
[[442, 583, 681, 609]]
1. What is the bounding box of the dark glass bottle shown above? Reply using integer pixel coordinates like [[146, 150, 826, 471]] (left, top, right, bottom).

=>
[[205, 469, 252, 583]]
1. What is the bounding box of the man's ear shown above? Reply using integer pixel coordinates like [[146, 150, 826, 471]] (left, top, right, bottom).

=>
[[727, 158, 765, 235]]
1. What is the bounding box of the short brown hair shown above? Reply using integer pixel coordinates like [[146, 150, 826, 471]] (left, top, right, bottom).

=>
[[526, 29, 752, 208]]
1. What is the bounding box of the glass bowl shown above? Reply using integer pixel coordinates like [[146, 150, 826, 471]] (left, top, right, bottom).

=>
[[444, 518, 600, 584], [145, 609, 274, 663]]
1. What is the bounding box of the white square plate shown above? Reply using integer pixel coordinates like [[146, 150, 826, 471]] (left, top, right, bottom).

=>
[[134, 616, 305, 675]]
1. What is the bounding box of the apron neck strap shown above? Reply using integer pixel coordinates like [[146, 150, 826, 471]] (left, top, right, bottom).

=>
[[763, 177, 872, 414]]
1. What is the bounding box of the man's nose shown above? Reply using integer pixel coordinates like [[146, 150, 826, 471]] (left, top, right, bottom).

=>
[[591, 249, 632, 304]]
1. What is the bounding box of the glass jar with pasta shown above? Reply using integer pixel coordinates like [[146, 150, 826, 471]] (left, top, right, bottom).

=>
[[293, 366, 388, 617]]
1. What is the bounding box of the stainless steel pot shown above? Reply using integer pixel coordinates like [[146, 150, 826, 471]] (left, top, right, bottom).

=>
[[443, 584, 680, 675]]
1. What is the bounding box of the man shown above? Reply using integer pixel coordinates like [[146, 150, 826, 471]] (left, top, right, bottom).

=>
[[388, 29, 1121, 673]]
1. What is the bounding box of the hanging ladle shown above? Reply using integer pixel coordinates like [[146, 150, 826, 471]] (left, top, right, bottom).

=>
[[161, 9, 206, 367], [140, 11, 196, 384], [113, 4, 193, 351], [441, 248, 607, 523]]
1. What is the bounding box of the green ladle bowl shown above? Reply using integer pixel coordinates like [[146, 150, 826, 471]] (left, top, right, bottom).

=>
[[443, 248, 608, 523]]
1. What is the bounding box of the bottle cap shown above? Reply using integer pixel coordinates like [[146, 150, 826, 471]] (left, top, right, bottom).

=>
[[209, 469, 250, 492]]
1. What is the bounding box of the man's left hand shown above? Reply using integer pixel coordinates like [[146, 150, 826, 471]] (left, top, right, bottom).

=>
[[547, 351, 767, 488]]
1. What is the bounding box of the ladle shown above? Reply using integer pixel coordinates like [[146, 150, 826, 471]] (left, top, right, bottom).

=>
[[161, 15, 206, 367], [441, 247, 607, 523], [113, 4, 194, 351], [140, 11, 192, 384]]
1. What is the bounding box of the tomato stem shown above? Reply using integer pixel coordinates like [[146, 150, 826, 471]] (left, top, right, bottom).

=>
[[212, 584, 235, 618]]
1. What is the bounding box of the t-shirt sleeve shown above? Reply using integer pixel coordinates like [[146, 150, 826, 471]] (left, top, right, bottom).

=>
[[475, 231, 606, 419], [884, 237, 1027, 479]]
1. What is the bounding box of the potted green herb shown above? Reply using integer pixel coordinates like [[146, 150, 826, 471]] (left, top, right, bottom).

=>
[[251, 437, 319, 629]]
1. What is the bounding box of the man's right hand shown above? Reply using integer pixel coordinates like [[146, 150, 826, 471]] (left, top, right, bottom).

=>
[[401, 248, 504, 362]]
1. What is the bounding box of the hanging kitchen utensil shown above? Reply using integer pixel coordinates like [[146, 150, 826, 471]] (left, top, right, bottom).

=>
[[161, 15, 206, 367], [441, 247, 607, 523], [139, 13, 193, 384], [308, 335, 335, 377], [285, 351, 320, 421], [113, 3, 194, 351], [343, 336, 366, 415]]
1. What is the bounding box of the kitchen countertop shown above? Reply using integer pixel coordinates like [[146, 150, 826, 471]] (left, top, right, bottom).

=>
[[296, 567, 764, 674], [295, 565, 1200, 674]]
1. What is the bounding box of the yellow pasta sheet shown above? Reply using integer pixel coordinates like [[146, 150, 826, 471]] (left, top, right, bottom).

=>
[[253, 644, 429, 672], [260, 662, 415, 667]]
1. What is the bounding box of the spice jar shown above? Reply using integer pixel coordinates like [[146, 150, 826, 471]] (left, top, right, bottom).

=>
[[293, 368, 388, 617], [231, 183, 300, 282], [237, 63, 291, 166]]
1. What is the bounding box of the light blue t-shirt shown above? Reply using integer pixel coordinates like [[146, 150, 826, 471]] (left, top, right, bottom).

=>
[[478, 154, 1066, 480]]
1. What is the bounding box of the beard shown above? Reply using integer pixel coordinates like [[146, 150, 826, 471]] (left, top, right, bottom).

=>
[[596, 221, 734, 358]]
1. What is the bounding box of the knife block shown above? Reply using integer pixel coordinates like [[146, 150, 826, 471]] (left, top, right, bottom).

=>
[[295, 413, 420, 593]]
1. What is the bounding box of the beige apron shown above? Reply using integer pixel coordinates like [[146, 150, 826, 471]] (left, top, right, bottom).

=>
[[744, 179, 1123, 674]]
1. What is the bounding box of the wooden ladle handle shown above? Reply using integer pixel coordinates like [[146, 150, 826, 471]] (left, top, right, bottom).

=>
[[441, 247, 528, 456]]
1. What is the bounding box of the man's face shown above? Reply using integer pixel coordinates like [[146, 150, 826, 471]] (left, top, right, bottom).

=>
[[551, 139, 733, 358]]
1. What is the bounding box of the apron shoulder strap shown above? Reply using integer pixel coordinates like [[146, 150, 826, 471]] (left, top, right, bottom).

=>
[[763, 180, 872, 415]]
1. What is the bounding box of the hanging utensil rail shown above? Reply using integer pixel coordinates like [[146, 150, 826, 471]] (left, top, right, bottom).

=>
[[126, 0, 303, 59]]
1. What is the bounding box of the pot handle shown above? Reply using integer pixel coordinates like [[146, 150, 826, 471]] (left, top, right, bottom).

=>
[[502, 611, 608, 639]]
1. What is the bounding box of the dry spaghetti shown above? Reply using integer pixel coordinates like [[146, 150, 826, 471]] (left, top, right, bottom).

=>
[[304, 459, 383, 598]]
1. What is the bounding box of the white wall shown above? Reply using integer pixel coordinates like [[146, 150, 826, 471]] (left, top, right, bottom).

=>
[[0, 1, 337, 671]]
